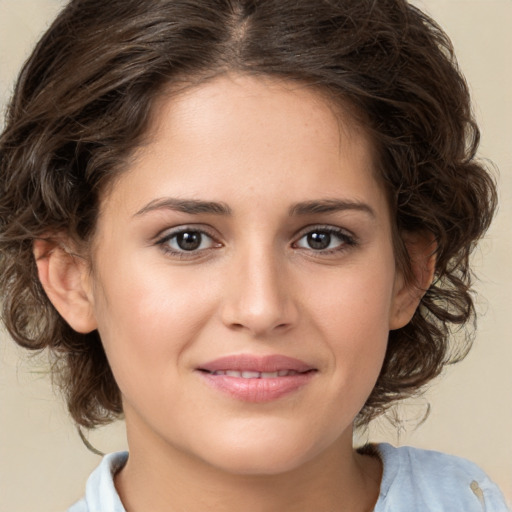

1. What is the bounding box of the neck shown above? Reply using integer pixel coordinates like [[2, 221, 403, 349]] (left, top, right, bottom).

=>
[[115, 421, 382, 512]]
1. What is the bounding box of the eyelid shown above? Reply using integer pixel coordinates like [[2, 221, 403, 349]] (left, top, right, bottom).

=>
[[154, 225, 222, 257], [292, 224, 358, 252], [293, 224, 356, 241], [154, 224, 218, 242]]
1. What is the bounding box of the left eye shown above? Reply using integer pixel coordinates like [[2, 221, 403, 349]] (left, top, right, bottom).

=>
[[295, 229, 353, 251], [159, 229, 217, 253]]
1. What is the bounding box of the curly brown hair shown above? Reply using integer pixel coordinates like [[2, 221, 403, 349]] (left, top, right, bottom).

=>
[[0, 0, 496, 429]]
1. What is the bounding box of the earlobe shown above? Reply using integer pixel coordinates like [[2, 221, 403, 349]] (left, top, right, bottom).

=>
[[33, 238, 97, 334], [389, 232, 436, 330]]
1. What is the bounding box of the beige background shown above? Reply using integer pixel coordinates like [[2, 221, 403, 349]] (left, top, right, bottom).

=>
[[0, 0, 511, 510]]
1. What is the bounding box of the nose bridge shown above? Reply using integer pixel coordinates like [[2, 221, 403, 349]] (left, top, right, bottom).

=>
[[221, 239, 297, 335]]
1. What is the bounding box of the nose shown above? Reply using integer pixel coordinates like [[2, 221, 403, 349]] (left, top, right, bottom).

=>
[[220, 246, 299, 337]]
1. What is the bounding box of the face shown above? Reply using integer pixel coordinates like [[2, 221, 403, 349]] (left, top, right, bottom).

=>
[[83, 74, 407, 475]]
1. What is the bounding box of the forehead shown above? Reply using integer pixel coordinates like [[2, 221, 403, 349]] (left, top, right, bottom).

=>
[[100, 73, 386, 221], [147, 73, 371, 159]]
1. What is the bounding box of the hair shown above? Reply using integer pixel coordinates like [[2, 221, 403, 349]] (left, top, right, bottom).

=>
[[0, 0, 497, 429]]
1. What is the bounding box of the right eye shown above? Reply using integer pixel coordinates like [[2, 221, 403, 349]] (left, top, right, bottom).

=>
[[156, 228, 220, 257]]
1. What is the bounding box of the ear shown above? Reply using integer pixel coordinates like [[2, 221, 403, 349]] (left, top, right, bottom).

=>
[[389, 231, 436, 330], [33, 238, 97, 334]]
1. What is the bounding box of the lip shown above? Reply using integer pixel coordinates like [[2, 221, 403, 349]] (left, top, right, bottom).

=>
[[196, 354, 317, 402], [198, 354, 315, 373]]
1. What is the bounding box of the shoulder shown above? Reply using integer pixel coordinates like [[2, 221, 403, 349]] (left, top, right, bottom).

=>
[[374, 443, 509, 512], [67, 452, 128, 512]]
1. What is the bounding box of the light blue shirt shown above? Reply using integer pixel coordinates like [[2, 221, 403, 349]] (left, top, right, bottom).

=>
[[68, 443, 510, 511]]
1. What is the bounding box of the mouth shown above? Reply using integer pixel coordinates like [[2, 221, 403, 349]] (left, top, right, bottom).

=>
[[197, 354, 316, 374], [196, 354, 317, 402], [201, 369, 308, 378]]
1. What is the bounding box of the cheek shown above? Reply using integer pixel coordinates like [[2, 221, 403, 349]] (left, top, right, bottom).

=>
[[307, 259, 396, 333], [305, 258, 395, 384], [90, 253, 218, 379]]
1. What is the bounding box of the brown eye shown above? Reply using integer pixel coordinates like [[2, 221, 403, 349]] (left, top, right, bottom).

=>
[[306, 232, 331, 250], [157, 228, 219, 256], [176, 231, 203, 251], [294, 227, 356, 253]]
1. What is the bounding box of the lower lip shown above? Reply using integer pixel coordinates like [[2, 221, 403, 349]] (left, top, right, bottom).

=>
[[198, 372, 316, 402]]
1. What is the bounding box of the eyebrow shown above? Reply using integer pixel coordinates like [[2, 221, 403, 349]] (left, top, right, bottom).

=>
[[288, 199, 375, 218], [134, 198, 233, 217], [134, 197, 375, 218]]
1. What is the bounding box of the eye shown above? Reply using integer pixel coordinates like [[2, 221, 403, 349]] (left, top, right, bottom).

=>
[[294, 227, 356, 253], [156, 228, 220, 256]]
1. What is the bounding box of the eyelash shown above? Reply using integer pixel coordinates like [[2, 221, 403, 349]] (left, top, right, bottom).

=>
[[155, 226, 220, 259], [293, 226, 357, 255], [155, 225, 357, 259]]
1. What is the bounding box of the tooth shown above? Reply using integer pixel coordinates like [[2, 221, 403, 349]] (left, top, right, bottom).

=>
[[241, 371, 260, 378], [213, 370, 298, 378]]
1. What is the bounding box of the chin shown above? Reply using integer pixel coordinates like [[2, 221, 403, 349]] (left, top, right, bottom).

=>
[[210, 448, 312, 476], [194, 426, 335, 476]]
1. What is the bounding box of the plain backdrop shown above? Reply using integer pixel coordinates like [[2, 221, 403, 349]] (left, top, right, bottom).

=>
[[0, 1, 511, 510]]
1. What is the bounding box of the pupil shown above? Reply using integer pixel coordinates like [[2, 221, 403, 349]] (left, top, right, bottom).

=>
[[177, 232, 201, 251], [308, 232, 330, 250]]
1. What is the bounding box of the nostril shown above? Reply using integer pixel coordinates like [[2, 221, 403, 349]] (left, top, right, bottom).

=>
[[220, 289, 299, 335]]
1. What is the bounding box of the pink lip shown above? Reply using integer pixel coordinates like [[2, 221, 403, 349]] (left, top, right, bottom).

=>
[[197, 354, 317, 402], [199, 354, 315, 373]]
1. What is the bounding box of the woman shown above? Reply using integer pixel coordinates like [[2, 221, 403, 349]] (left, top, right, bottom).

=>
[[0, 1, 508, 510]]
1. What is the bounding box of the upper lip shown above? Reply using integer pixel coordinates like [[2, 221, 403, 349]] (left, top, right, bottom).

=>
[[198, 354, 315, 373]]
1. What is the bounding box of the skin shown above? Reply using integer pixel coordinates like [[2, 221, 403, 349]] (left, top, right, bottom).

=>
[[35, 74, 430, 511]]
